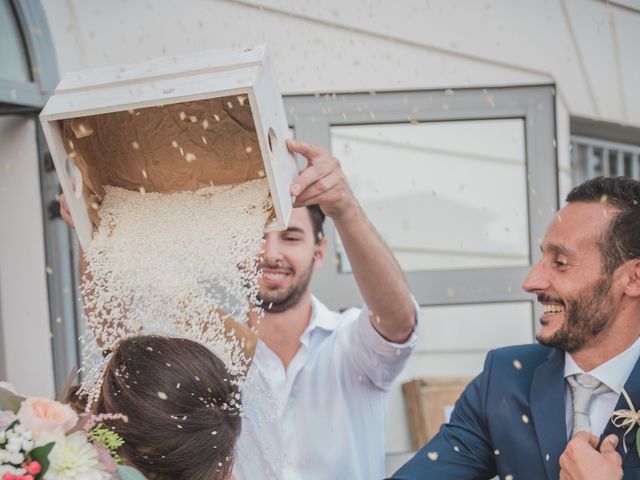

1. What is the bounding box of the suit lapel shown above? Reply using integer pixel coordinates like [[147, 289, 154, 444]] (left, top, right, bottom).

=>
[[600, 355, 640, 463], [530, 348, 567, 480]]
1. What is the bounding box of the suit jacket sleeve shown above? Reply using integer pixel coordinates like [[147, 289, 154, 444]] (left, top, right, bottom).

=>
[[388, 350, 498, 480]]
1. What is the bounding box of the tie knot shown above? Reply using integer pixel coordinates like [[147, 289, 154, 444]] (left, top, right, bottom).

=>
[[567, 374, 610, 395], [572, 374, 599, 388], [567, 374, 611, 437]]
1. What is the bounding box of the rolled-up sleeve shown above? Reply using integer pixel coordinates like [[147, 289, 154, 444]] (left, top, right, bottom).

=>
[[341, 299, 419, 391]]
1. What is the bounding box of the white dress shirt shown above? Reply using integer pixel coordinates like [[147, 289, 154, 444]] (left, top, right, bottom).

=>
[[233, 296, 417, 480], [564, 335, 640, 438]]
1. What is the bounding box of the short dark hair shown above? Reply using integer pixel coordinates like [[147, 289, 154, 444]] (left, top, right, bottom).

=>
[[306, 204, 325, 245], [79, 336, 241, 480], [566, 176, 640, 275]]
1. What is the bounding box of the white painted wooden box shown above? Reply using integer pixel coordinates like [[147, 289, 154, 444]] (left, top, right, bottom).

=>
[[40, 45, 297, 250]]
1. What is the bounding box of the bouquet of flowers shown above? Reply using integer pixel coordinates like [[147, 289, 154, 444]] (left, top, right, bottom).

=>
[[0, 383, 146, 480]]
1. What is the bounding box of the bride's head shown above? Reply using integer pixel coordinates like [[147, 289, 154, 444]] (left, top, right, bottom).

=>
[[90, 336, 241, 480]]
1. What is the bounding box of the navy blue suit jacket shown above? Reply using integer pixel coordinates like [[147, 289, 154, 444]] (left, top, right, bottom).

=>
[[389, 344, 640, 480]]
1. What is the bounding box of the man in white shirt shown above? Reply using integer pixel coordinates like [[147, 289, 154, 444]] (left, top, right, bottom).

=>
[[59, 136, 417, 479], [233, 139, 417, 480], [391, 176, 640, 480]]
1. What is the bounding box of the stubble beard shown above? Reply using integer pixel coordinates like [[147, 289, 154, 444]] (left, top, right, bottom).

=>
[[257, 258, 315, 314], [536, 276, 616, 352]]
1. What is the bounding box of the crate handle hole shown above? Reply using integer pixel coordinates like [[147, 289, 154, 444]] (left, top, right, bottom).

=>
[[267, 127, 277, 154], [65, 157, 84, 200], [73, 167, 83, 199]]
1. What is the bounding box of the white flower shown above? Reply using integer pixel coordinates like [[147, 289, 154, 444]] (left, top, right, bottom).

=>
[[0, 464, 26, 476], [21, 437, 34, 451], [6, 436, 22, 453], [0, 447, 25, 465], [9, 451, 24, 464], [44, 431, 111, 480]]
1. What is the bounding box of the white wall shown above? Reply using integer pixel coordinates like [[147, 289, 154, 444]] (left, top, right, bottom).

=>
[[0, 116, 55, 397], [22, 0, 640, 473], [41, 0, 640, 127]]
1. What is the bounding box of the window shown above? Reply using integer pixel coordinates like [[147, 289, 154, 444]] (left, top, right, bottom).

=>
[[570, 116, 640, 184], [331, 119, 529, 272], [0, 0, 57, 112], [285, 86, 557, 315], [0, 0, 31, 84], [571, 136, 640, 183], [0, 0, 66, 392]]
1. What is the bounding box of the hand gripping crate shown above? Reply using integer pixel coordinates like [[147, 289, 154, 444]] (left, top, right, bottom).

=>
[[40, 45, 297, 250]]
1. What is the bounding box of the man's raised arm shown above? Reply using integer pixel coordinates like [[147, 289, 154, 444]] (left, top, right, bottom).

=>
[[287, 139, 415, 343]]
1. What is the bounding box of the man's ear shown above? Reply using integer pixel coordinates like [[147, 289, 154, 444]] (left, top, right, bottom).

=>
[[313, 237, 328, 270], [623, 259, 640, 298]]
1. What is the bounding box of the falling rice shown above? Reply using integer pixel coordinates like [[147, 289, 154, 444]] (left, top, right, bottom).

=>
[[79, 178, 272, 406]]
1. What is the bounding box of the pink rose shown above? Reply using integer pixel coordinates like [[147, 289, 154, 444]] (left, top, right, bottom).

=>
[[16, 397, 79, 438]]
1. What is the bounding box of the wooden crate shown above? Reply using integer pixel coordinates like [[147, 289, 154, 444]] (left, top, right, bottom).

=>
[[402, 377, 471, 450], [39, 45, 297, 250]]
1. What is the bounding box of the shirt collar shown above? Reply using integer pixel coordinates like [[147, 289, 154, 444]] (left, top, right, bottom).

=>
[[254, 297, 340, 361], [564, 335, 640, 394], [297, 296, 340, 348], [308, 295, 339, 332]]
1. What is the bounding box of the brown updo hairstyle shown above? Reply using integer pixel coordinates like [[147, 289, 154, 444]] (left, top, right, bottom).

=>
[[80, 336, 241, 480]]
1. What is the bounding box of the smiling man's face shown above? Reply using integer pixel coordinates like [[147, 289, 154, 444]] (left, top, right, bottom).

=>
[[523, 201, 621, 352], [257, 207, 326, 313]]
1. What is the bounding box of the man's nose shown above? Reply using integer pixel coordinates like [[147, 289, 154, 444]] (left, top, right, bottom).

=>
[[261, 234, 283, 263], [522, 260, 549, 293]]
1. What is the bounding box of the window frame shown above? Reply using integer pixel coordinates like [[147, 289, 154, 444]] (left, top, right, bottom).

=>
[[0, 0, 74, 392], [571, 116, 640, 148], [284, 85, 558, 319], [0, 0, 58, 111], [570, 117, 640, 185]]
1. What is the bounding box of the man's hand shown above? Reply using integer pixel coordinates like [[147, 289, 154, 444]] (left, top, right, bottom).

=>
[[59, 193, 75, 229], [559, 432, 622, 480], [286, 139, 357, 220], [286, 138, 415, 343]]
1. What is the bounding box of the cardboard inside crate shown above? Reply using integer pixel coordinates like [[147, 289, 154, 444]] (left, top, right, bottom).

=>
[[62, 95, 272, 228]]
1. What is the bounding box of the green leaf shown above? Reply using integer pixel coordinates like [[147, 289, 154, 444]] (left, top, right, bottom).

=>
[[636, 428, 640, 458], [117, 465, 149, 480], [0, 387, 25, 413], [29, 441, 55, 479]]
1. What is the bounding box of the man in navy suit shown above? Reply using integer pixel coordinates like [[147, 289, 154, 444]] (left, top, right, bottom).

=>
[[390, 176, 640, 480]]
